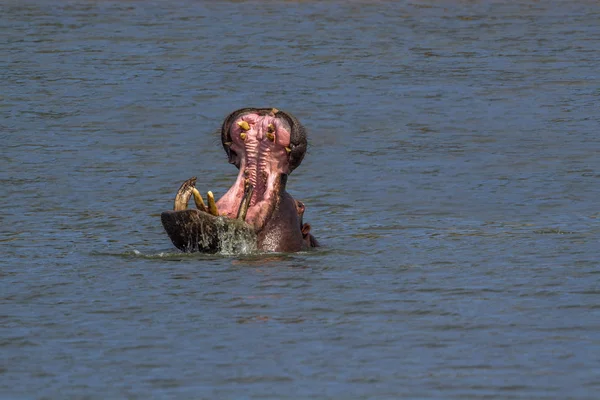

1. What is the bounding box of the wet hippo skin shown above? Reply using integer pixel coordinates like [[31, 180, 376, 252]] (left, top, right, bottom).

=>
[[161, 108, 318, 253]]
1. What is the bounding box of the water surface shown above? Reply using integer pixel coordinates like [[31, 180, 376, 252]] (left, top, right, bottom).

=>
[[2, 0, 599, 398]]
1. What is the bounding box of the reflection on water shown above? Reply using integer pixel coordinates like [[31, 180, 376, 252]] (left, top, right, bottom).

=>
[[2, 0, 599, 398]]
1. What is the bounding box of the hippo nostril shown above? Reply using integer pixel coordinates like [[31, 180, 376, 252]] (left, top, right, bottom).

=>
[[266, 132, 275, 142]]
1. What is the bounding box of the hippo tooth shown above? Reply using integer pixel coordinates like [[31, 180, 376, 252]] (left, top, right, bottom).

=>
[[224, 141, 232, 146], [207, 191, 219, 216], [237, 121, 250, 131], [191, 187, 207, 212], [266, 132, 275, 142], [285, 147, 291, 154], [267, 123, 275, 133], [270, 108, 279, 115], [236, 185, 254, 221], [240, 132, 247, 141]]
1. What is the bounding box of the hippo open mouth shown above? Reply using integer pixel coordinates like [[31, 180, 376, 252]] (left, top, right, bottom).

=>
[[161, 108, 318, 253]]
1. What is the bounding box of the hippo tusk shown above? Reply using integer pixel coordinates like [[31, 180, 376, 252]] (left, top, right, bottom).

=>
[[207, 191, 219, 216], [191, 187, 207, 212], [173, 177, 197, 211]]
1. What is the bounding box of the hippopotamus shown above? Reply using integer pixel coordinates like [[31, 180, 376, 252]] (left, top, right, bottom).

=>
[[161, 108, 319, 253]]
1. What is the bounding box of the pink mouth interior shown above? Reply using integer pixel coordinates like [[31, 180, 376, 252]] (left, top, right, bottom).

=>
[[216, 112, 292, 231]]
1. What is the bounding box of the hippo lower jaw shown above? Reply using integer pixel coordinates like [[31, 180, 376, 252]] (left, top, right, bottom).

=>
[[161, 108, 318, 254]]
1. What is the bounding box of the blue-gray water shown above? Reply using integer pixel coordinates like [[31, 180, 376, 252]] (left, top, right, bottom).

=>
[[2, 0, 599, 398]]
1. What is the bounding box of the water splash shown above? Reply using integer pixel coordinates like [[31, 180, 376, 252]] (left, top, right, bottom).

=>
[[213, 217, 257, 256], [175, 216, 257, 255]]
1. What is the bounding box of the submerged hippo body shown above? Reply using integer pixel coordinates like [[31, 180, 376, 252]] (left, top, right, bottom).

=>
[[161, 108, 318, 253]]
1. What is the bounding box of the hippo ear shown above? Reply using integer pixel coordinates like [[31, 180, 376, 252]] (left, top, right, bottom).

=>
[[277, 110, 307, 173]]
